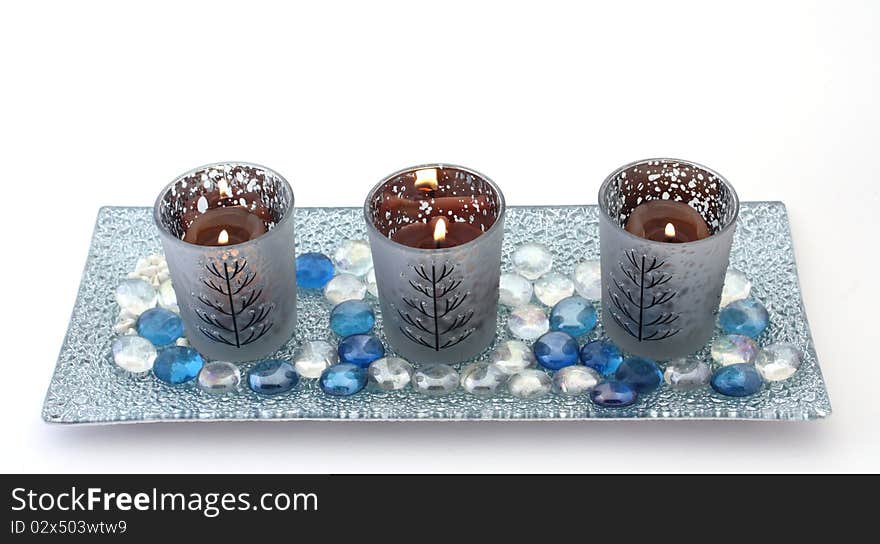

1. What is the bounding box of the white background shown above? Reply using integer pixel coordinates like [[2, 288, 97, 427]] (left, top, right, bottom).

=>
[[1, 1, 878, 473]]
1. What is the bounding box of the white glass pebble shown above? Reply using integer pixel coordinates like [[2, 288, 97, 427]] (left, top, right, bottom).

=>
[[499, 273, 533, 308], [334, 239, 373, 277], [508, 304, 549, 340], [365, 268, 378, 298], [533, 272, 575, 306], [511, 243, 553, 280], [293, 340, 339, 378], [663, 358, 712, 391], [507, 369, 552, 399], [324, 273, 367, 306], [460, 362, 508, 397], [197, 361, 241, 394], [368, 357, 414, 391], [115, 278, 158, 316], [572, 260, 601, 300], [552, 365, 601, 397], [157, 280, 178, 311], [711, 334, 759, 366], [755, 342, 803, 381], [412, 364, 460, 396], [720, 268, 752, 308], [111, 335, 157, 373], [489, 339, 537, 375], [114, 309, 137, 335]]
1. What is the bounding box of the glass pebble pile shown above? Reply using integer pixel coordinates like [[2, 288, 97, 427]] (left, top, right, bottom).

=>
[[108, 243, 802, 409]]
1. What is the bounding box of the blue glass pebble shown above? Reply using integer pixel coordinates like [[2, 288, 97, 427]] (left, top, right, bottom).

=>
[[533, 331, 580, 370], [711, 363, 764, 397], [338, 334, 385, 368], [718, 298, 769, 338], [296, 252, 335, 289], [247, 359, 299, 395], [137, 307, 184, 346], [549, 296, 598, 337], [153, 347, 204, 385], [615, 357, 663, 393], [320, 363, 368, 396], [590, 381, 637, 408], [329, 300, 375, 336], [579, 340, 624, 377]]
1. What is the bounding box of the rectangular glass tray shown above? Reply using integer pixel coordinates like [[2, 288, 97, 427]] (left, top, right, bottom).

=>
[[42, 203, 831, 424]]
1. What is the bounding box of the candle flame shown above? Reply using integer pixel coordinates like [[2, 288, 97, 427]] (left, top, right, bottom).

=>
[[218, 179, 231, 199], [665, 222, 676, 239], [433, 217, 448, 243], [218, 229, 230, 245], [414, 168, 438, 192]]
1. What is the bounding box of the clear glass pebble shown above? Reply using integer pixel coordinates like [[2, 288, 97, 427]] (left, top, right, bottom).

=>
[[412, 364, 460, 396], [323, 273, 367, 306], [293, 340, 339, 379], [489, 340, 537, 375], [720, 268, 752, 308], [333, 239, 373, 277], [719, 298, 770, 338], [460, 362, 508, 397], [507, 304, 549, 340], [498, 273, 533, 308], [572, 260, 601, 300], [157, 280, 178, 311], [663, 358, 712, 391], [549, 296, 598, 337], [755, 342, 803, 381], [368, 357, 413, 391], [533, 272, 575, 306], [197, 361, 241, 394], [365, 268, 378, 297], [552, 366, 601, 397], [115, 278, 157, 316], [111, 335, 157, 373], [507, 369, 552, 399], [711, 334, 759, 366], [511, 243, 553, 280]]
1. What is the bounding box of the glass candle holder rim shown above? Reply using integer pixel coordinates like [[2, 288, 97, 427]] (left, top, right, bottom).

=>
[[598, 157, 740, 248], [362, 162, 507, 254], [153, 160, 295, 251]]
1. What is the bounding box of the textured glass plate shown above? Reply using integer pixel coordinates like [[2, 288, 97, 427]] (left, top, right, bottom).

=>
[[43, 203, 830, 424]]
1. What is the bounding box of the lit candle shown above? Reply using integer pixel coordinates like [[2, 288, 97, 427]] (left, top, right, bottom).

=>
[[364, 164, 506, 364], [179, 178, 268, 246], [598, 158, 739, 360], [624, 200, 710, 243], [154, 162, 297, 362], [376, 167, 492, 249], [183, 207, 267, 246]]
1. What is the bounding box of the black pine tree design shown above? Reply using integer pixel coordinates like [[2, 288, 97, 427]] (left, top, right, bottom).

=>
[[609, 250, 680, 342], [398, 262, 475, 351], [195, 259, 273, 347]]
